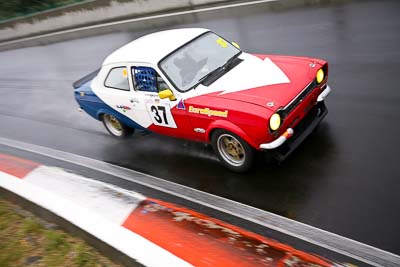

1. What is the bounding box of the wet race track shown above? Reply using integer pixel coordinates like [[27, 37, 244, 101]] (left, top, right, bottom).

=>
[[0, 0, 399, 255]]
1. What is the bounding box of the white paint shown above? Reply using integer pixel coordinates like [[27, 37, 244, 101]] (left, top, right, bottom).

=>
[[91, 63, 161, 129], [1, 137, 399, 267], [91, 61, 181, 130], [187, 53, 290, 98], [0, 170, 192, 267], [103, 28, 208, 66], [91, 65, 145, 126], [217, 56, 290, 95], [24, 165, 145, 224]]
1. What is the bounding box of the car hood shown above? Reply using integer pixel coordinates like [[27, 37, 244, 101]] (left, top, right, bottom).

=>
[[190, 53, 322, 111]]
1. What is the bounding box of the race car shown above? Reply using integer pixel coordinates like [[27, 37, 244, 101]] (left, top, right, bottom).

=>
[[73, 28, 331, 172]]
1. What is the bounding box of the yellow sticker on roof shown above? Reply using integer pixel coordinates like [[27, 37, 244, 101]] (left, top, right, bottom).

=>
[[216, 37, 227, 48]]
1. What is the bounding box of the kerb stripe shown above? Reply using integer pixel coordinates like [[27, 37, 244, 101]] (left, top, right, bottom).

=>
[[0, 153, 39, 178], [123, 198, 334, 267]]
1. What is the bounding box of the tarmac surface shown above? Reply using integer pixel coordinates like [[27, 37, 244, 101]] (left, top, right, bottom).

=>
[[0, 0, 399, 255]]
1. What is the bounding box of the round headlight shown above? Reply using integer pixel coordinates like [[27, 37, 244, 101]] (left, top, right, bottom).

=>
[[316, 69, 324, 84], [269, 113, 281, 131]]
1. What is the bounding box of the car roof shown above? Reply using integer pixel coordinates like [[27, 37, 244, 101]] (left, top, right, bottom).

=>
[[102, 28, 209, 66]]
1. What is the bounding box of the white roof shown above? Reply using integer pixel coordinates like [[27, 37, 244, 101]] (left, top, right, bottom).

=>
[[102, 28, 209, 66]]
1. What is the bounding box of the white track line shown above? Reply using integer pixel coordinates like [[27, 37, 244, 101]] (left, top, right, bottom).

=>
[[0, 0, 278, 46], [0, 136, 399, 267]]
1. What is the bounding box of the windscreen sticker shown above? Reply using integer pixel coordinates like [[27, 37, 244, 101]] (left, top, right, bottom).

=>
[[216, 37, 228, 48]]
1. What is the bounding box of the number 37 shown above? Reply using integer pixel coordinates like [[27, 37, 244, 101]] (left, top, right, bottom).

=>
[[151, 105, 168, 125]]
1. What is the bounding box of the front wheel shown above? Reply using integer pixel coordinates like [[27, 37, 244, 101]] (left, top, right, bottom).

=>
[[211, 129, 254, 173], [102, 114, 134, 138]]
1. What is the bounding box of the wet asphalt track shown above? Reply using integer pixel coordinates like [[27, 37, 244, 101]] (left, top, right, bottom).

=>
[[0, 0, 399, 255]]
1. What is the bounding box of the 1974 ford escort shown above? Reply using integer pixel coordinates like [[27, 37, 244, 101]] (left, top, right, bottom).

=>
[[74, 28, 331, 172]]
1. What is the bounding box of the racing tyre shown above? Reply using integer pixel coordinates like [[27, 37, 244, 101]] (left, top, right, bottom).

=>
[[102, 114, 134, 138], [211, 129, 254, 173]]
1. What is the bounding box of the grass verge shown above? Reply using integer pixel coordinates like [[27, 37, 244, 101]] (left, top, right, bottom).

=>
[[0, 198, 122, 267]]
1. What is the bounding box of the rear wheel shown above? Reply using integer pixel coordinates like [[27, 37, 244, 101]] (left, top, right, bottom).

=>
[[102, 114, 134, 138], [211, 129, 254, 172]]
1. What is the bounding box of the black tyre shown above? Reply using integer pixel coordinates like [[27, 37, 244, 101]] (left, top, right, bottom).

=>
[[102, 114, 134, 138], [211, 129, 254, 172]]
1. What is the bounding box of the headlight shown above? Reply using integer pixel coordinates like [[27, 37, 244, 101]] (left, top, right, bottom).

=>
[[316, 69, 324, 84], [269, 113, 281, 131]]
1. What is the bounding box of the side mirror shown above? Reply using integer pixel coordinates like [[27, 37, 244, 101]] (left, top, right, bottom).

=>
[[158, 89, 176, 101], [231, 42, 240, 49]]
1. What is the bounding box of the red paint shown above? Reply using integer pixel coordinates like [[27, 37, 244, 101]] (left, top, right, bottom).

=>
[[0, 153, 39, 179], [150, 55, 328, 150], [123, 199, 335, 267]]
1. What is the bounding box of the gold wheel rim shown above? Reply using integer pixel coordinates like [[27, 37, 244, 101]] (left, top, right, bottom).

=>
[[217, 134, 245, 166], [104, 114, 123, 136]]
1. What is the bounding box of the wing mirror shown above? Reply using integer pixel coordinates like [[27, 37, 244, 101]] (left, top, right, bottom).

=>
[[231, 42, 240, 49], [158, 89, 176, 101]]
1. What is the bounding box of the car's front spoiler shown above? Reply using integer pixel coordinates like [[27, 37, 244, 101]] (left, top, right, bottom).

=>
[[317, 85, 331, 102], [260, 101, 328, 161], [260, 128, 294, 150]]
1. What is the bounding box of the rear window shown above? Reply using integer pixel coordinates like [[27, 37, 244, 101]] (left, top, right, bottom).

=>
[[104, 67, 130, 91]]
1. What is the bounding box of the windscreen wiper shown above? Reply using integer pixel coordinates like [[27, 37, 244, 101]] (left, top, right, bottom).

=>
[[197, 52, 243, 87], [198, 66, 225, 85], [223, 51, 242, 70]]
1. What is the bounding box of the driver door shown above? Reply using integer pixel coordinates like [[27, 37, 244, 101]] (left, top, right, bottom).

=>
[[128, 65, 191, 137]]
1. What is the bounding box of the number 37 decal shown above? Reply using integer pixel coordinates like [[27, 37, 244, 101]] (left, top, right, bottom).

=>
[[146, 104, 177, 128]]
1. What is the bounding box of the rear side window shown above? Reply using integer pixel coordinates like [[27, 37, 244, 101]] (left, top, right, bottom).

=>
[[104, 67, 130, 91]]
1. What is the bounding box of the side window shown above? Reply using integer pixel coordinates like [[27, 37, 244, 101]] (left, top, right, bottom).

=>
[[104, 67, 130, 91], [157, 75, 169, 92], [132, 66, 157, 92], [132, 66, 169, 92]]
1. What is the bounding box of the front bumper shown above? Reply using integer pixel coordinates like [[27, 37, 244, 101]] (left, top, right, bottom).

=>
[[259, 96, 328, 161], [317, 84, 331, 102]]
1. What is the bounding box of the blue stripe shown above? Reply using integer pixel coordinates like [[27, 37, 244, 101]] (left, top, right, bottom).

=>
[[74, 81, 146, 130]]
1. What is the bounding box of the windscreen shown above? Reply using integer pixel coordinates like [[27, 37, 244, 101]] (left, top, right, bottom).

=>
[[159, 32, 240, 92]]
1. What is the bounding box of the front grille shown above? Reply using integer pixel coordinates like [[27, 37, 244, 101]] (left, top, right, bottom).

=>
[[279, 80, 317, 118]]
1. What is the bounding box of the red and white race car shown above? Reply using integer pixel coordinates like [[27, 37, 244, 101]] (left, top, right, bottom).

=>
[[74, 28, 331, 172]]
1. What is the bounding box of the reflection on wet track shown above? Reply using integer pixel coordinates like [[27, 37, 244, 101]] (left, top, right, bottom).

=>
[[0, 0, 399, 254]]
